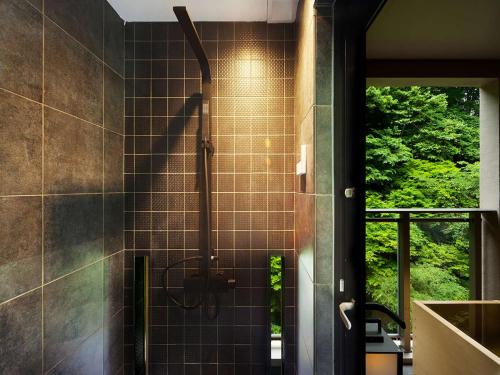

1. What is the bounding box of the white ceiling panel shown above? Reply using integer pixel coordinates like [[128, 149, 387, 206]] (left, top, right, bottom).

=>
[[108, 0, 299, 23]]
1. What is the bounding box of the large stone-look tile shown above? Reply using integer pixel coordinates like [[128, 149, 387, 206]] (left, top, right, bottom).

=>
[[45, 19, 103, 125], [315, 15, 332, 105], [104, 130, 123, 192], [295, 193, 314, 281], [0, 0, 42, 101], [43, 262, 103, 372], [0, 196, 42, 303], [315, 195, 333, 284], [104, 309, 123, 375], [44, 107, 103, 194], [314, 284, 333, 374], [297, 262, 314, 375], [315, 105, 332, 194], [43, 194, 103, 282], [294, 0, 314, 125], [26, 0, 42, 11], [104, 67, 124, 134], [104, 251, 123, 321], [104, 194, 124, 256], [0, 289, 42, 375], [0, 90, 42, 195], [45, 0, 103, 59], [47, 329, 104, 375], [104, 1, 125, 76]]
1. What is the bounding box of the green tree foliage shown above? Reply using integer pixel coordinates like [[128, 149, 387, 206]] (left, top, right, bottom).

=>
[[366, 87, 479, 327], [270, 256, 282, 334]]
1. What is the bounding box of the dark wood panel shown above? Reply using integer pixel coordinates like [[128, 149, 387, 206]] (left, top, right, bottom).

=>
[[367, 59, 500, 78]]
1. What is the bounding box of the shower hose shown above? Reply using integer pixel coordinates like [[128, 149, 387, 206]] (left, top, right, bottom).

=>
[[161, 256, 221, 320]]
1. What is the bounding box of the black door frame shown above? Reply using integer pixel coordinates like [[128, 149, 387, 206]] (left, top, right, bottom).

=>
[[331, 1, 386, 374]]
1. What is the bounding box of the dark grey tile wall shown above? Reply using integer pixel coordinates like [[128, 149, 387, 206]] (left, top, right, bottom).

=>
[[43, 108, 103, 194], [43, 195, 103, 281], [0, 0, 43, 101], [43, 262, 104, 371], [124, 21, 296, 374], [295, 0, 334, 373], [44, 18, 104, 125], [45, 0, 104, 58], [0, 289, 43, 375], [0, 90, 42, 195], [0, 197, 42, 301], [0, 0, 125, 374]]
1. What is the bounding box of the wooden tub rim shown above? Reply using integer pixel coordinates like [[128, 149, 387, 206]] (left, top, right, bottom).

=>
[[413, 300, 500, 365]]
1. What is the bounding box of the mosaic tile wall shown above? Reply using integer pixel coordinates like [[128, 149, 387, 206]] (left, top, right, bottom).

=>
[[123, 21, 297, 374]]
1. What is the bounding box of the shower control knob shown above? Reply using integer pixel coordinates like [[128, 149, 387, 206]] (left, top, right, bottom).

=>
[[227, 279, 236, 289], [210, 255, 218, 261]]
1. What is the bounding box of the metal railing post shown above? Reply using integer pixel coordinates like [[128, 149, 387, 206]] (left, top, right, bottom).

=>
[[398, 212, 411, 353], [469, 212, 482, 300]]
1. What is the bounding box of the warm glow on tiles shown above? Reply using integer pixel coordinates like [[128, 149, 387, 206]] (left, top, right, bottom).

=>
[[235, 60, 252, 77]]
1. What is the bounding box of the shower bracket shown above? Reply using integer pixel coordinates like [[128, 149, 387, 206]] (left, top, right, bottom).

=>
[[201, 138, 214, 155]]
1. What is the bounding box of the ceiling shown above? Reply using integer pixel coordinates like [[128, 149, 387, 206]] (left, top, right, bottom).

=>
[[108, 0, 299, 23], [367, 0, 500, 59]]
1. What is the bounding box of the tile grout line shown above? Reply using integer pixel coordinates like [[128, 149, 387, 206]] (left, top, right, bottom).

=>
[[266, 26, 272, 364], [0, 250, 122, 308], [203, 23, 209, 375], [182, 28, 188, 375], [44, 13, 124, 80], [149, 24, 154, 373], [41, 0, 45, 372], [230, 24, 237, 371], [101, 2, 106, 372], [0, 87, 124, 137], [216, 24, 222, 374], [0, 192, 123, 199], [121, 20, 127, 373], [131, 23, 137, 368], [130, 22, 136, 293], [283, 27, 287, 257]]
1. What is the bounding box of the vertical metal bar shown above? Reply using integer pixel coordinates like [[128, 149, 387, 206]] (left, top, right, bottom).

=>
[[398, 212, 411, 353], [469, 212, 482, 300], [134, 255, 149, 375], [174, 4, 214, 284]]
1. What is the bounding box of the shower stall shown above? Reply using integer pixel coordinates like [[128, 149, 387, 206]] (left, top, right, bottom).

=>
[[125, 6, 298, 374], [0, 0, 337, 373]]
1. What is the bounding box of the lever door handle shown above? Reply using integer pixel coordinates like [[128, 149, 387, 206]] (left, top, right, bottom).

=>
[[339, 299, 355, 330]]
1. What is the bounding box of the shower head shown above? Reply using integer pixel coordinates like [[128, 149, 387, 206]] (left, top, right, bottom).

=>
[[173, 6, 211, 82]]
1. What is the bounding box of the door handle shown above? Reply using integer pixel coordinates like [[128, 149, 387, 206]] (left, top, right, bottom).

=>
[[339, 299, 355, 330]]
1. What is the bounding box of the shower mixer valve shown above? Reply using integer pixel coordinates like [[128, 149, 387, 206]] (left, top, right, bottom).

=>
[[183, 270, 236, 294]]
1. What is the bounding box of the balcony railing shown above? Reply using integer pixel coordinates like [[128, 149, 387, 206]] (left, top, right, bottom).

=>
[[365, 208, 495, 353]]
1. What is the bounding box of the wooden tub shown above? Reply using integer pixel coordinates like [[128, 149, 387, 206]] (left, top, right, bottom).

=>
[[413, 301, 500, 375]]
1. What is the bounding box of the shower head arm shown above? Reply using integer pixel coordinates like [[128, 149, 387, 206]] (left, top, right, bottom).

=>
[[173, 6, 211, 83]]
